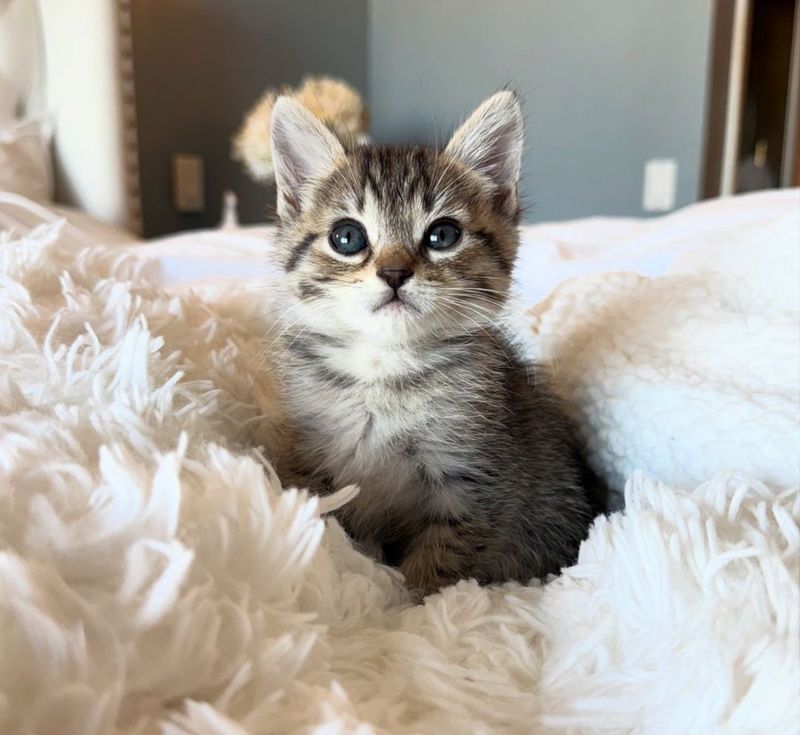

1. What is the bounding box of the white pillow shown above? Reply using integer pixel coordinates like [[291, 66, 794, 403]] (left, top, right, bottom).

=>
[[0, 117, 54, 202]]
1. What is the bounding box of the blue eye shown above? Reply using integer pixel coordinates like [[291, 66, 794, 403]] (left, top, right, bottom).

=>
[[329, 221, 368, 255], [425, 219, 461, 250]]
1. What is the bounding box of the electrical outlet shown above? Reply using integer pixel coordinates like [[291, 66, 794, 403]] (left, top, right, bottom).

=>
[[642, 158, 677, 212], [172, 154, 205, 213]]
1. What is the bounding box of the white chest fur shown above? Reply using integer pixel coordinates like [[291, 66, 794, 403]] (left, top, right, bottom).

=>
[[284, 337, 474, 529]]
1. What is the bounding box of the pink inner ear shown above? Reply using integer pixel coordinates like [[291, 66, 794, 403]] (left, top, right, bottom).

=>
[[281, 190, 301, 214], [271, 97, 345, 214], [492, 186, 520, 221]]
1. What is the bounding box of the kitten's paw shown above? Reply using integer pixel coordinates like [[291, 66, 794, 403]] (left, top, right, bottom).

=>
[[399, 525, 466, 598]]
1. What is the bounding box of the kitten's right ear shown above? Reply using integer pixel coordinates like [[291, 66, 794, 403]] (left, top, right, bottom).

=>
[[270, 96, 345, 217], [445, 90, 523, 218]]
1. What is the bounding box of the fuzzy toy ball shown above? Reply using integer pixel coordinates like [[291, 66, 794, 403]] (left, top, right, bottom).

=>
[[233, 76, 368, 183]]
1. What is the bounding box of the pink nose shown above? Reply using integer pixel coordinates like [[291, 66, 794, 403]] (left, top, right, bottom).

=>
[[378, 267, 413, 292]]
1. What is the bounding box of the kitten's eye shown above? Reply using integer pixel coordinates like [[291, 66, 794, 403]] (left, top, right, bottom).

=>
[[425, 219, 462, 250], [329, 220, 368, 255]]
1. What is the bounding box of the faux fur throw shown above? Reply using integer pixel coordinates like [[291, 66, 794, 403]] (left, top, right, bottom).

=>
[[0, 205, 798, 734]]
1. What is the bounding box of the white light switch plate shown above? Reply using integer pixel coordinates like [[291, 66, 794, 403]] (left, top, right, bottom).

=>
[[642, 158, 677, 212], [172, 154, 205, 213]]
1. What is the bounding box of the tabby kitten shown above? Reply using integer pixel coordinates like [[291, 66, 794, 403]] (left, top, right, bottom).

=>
[[269, 91, 602, 595]]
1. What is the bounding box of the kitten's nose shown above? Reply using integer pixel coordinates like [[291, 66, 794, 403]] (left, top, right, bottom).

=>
[[378, 267, 413, 292]]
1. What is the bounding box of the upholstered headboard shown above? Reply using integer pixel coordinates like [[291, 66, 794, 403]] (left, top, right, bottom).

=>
[[0, 0, 141, 233]]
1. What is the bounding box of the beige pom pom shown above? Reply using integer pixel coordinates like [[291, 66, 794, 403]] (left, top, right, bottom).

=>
[[233, 76, 368, 183]]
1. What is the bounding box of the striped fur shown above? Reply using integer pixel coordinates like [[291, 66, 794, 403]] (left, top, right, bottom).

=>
[[268, 92, 603, 595]]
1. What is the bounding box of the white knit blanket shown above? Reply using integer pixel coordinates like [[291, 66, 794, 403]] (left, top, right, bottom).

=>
[[0, 201, 798, 734]]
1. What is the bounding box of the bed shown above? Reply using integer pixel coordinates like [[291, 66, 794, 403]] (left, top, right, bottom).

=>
[[2, 181, 798, 733], [2, 2, 799, 734]]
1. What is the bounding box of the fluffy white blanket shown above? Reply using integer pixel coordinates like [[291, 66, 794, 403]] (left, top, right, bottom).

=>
[[0, 199, 798, 734]]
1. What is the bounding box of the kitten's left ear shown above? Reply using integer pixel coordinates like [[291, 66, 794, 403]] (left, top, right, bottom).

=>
[[445, 91, 523, 217]]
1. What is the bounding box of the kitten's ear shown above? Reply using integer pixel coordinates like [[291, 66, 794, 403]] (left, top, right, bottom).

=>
[[445, 91, 523, 216], [270, 96, 345, 217]]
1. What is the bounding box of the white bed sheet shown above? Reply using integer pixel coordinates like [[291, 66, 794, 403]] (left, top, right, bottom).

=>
[[132, 188, 799, 305], [3, 188, 798, 307]]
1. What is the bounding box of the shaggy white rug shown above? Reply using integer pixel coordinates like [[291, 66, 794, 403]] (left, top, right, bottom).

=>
[[0, 202, 798, 734]]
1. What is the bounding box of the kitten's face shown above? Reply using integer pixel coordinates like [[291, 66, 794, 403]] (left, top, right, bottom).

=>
[[271, 92, 524, 343]]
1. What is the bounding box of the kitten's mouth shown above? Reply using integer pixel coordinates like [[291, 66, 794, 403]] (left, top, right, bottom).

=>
[[373, 293, 417, 314]]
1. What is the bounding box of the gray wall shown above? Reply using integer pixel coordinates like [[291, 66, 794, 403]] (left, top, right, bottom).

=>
[[132, 0, 368, 237], [368, 0, 714, 222]]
